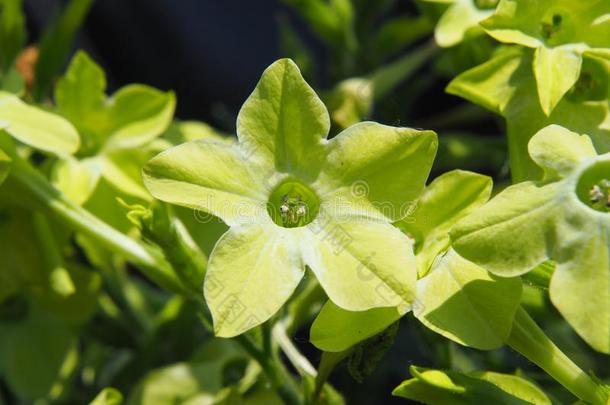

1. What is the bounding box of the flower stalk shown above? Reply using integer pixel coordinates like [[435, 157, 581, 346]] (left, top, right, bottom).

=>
[[507, 307, 608, 405]]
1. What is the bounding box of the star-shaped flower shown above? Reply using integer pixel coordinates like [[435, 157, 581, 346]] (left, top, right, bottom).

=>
[[481, 0, 610, 115], [452, 124, 610, 352], [142, 59, 437, 337]]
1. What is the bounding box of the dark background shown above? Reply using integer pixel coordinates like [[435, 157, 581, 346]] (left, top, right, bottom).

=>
[[22, 0, 429, 131]]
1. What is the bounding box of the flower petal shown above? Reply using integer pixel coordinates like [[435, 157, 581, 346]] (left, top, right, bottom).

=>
[[451, 181, 562, 277], [303, 213, 416, 310], [397, 170, 492, 276], [236, 59, 329, 181], [204, 225, 304, 337], [528, 125, 597, 180], [435, 1, 492, 47], [142, 140, 268, 226], [317, 122, 437, 222], [415, 249, 522, 350], [480, 0, 544, 48], [550, 216, 610, 353], [533, 46, 582, 116]]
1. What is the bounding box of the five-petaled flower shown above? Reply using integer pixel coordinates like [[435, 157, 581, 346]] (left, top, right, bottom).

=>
[[452, 124, 610, 353], [481, 0, 610, 115], [143, 59, 437, 337]]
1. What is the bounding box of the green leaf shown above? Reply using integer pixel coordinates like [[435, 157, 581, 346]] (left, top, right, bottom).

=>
[[527, 125, 596, 180], [396, 169, 492, 275], [310, 301, 402, 352], [237, 58, 329, 181], [204, 224, 304, 337], [33, 0, 94, 101], [414, 249, 522, 350], [0, 92, 80, 154], [533, 46, 582, 115], [89, 388, 123, 405], [393, 366, 551, 404], [0, 308, 78, 400], [0, 0, 25, 71]]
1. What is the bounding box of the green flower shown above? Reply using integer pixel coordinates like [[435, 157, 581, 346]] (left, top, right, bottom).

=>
[[481, 0, 610, 115], [422, 0, 499, 47], [452, 124, 610, 352], [447, 46, 610, 181], [143, 59, 437, 337], [52, 51, 176, 203]]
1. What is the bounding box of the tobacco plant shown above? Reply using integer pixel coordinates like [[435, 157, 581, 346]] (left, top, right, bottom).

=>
[[1, 0, 610, 404]]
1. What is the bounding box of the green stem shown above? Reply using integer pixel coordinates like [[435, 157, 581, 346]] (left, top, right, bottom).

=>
[[313, 350, 350, 401], [507, 307, 608, 405], [234, 331, 303, 405], [273, 321, 317, 377], [506, 126, 543, 182]]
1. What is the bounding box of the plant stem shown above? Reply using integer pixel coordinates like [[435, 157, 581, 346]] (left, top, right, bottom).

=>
[[507, 307, 608, 404], [234, 331, 303, 405], [273, 321, 317, 377], [313, 350, 350, 401]]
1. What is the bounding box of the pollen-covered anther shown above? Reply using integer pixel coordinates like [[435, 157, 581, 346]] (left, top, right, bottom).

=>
[[590, 185, 604, 203], [267, 179, 320, 228]]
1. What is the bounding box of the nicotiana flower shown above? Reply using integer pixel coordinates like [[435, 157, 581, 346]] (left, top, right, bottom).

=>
[[422, 0, 499, 47], [451, 124, 610, 352], [480, 0, 610, 115], [143, 59, 437, 337]]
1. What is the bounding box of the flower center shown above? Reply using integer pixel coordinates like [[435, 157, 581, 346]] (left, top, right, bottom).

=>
[[266, 179, 320, 228], [566, 58, 609, 103], [539, 10, 573, 46], [575, 160, 610, 213]]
